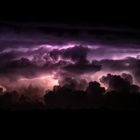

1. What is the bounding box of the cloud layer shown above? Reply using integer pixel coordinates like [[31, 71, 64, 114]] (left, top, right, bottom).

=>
[[0, 23, 140, 95]]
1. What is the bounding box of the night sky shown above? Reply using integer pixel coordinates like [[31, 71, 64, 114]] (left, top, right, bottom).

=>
[[0, 5, 140, 110]]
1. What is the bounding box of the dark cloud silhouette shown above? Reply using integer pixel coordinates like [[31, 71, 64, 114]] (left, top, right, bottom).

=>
[[97, 58, 140, 83], [50, 45, 89, 63], [50, 46, 102, 74], [63, 63, 101, 74], [86, 81, 105, 96], [0, 57, 38, 79], [60, 45, 89, 63], [58, 76, 88, 90], [0, 73, 139, 110], [0, 45, 103, 83], [43, 73, 140, 110], [20, 84, 44, 99], [100, 73, 139, 94]]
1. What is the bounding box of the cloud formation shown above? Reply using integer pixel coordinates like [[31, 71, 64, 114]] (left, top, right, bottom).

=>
[[0, 23, 140, 109], [100, 73, 139, 94]]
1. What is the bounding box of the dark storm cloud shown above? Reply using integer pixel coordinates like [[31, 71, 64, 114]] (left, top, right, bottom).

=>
[[0, 45, 103, 81], [1, 22, 140, 50], [49, 45, 102, 74], [128, 59, 140, 82], [50, 45, 89, 63], [0, 58, 38, 79], [98, 59, 132, 71], [0, 51, 17, 62], [2, 22, 140, 110], [60, 45, 89, 63], [0, 56, 58, 81], [100, 73, 139, 93], [96, 58, 140, 83], [58, 76, 88, 90], [63, 63, 101, 74], [0, 44, 140, 83], [88, 47, 140, 60], [1, 22, 140, 87]]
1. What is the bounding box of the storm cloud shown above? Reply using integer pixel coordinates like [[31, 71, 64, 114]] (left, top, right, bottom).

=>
[[0, 22, 140, 96]]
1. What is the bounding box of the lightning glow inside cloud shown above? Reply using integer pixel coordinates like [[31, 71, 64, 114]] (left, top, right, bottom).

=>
[[0, 24, 140, 96]]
